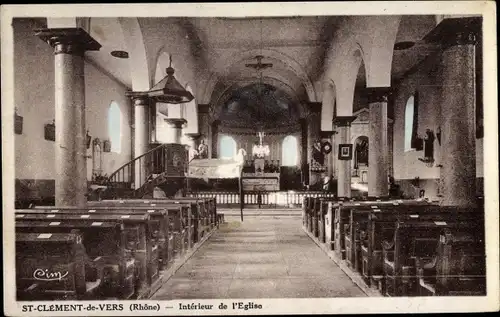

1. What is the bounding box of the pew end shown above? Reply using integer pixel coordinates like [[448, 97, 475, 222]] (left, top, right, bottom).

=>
[[16, 231, 104, 300]]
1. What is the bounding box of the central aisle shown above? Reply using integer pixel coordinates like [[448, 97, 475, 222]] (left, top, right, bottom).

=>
[[151, 214, 366, 299]]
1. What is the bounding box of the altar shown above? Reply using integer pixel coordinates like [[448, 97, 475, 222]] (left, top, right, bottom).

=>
[[242, 172, 280, 191], [241, 131, 281, 191]]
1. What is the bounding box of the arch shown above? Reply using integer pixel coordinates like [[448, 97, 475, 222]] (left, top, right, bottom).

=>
[[331, 45, 365, 117], [404, 95, 416, 152], [321, 80, 336, 131], [183, 84, 199, 134], [153, 47, 189, 88], [108, 101, 122, 153], [282, 135, 299, 166], [219, 135, 237, 159], [210, 77, 305, 122], [363, 16, 401, 87], [118, 17, 151, 91], [201, 48, 317, 104]]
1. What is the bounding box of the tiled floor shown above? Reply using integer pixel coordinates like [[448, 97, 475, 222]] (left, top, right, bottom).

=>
[[151, 214, 366, 299]]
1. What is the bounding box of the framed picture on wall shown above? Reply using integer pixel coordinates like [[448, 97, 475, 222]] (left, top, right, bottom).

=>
[[338, 144, 353, 160]]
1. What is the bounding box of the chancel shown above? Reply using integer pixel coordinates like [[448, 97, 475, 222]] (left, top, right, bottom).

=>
[[7, 10, 489, 304]]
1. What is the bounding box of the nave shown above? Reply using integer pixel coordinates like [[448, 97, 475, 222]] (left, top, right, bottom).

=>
[[152, 213, 366, 299], [7, 13, 490, 305]]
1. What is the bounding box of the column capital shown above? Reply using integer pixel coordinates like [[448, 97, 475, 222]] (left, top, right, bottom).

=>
[[365, 87, 392, 103], [306, 102, 322, 114], [35, 28, 101, 56], [197, 104, 211, 114], [126, 91, 151, 105], [423, 17, 481, 48], [165, 118, 187, 128], [184, 132, 201, 141], [333, 116, 357, 127], [320, 131, 335, 138]]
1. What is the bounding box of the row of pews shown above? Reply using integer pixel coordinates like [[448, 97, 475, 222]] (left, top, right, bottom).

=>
[[303, 196, 486, 297], [14, 197, 220, 301]]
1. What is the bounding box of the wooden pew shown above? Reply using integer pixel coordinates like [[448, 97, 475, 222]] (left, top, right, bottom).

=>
[[361, 206, 482, 293], [416, 227, 486, 296], [88, 200, 203, 250], [345, 200, 433, 273], [317, 198, 339, 243], [304, 197, 316, 233], [382, 217, 484, 297], [15, 211, 155, 299], [30, 206, 172, 270], [140, 197, 216, 233], [144, 197, 216, 228], [15, 219, 135, 299], [16, 230, 104, 300], [91, 198, 214, 242]]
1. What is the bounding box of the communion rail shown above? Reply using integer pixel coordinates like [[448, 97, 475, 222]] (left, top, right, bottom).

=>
[[188, 191, 336, 208]]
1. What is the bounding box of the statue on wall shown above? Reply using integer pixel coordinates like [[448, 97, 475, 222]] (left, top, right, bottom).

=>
[[92, 138, 102, 175], [423, 129, 435, 160], [197, 138, 209, 159], [354, 136, 369, 169], [312, 139, 324, 166]]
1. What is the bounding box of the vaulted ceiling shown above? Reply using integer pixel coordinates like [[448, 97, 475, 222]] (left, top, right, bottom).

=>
[[42, 14, 442, 116]]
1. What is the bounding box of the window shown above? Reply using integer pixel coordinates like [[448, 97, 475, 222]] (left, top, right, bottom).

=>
[[219, 135, 237, 159], [404, 95, 415, 152], [108, 101, 122, 153], [282, 135, 298, 166]]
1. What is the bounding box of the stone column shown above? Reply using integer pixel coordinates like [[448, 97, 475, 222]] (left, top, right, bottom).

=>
[[35, 28, 100, 207], [333, 116, 356, 198], [132, 96, 150, 189], [307, 106, 322, 186], [438, 25, 478, 207], [211, 120, 220, 158], [366, 87, 390, 197], [164, 118, 187, 144]]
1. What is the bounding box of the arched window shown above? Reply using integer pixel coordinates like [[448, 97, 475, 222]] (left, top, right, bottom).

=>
[[404, 95, 415, 152], [108, 101, 122, 153], [282, 135, 298, 166], [219, 135, 237, 159]]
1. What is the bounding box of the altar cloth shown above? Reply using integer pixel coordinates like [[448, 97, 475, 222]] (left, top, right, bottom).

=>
[[188, 158, 243, 179]]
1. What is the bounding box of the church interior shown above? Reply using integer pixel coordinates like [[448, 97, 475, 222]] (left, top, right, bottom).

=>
[[9, 14, 488, 300]]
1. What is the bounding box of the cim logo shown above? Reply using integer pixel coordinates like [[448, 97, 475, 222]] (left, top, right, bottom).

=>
[[33, 268, 69, 281]]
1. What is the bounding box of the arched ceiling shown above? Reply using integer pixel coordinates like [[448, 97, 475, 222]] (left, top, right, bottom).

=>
[[218, 83, 300, 129], [391, 15, 440, 81], [79, 15, 447, 106], [86, 18, 131, 87]]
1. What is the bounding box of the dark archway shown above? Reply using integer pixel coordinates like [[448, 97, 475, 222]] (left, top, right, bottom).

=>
[[218, 83, 300, 129]]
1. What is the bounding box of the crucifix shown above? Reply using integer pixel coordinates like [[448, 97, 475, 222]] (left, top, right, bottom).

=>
[[257, 131, 265, 146]]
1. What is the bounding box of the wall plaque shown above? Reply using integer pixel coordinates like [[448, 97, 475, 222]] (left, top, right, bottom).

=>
[[338, 144, 353, 160]]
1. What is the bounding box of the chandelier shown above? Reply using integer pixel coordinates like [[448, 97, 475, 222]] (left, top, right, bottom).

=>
[[252, 131, 270, 158]]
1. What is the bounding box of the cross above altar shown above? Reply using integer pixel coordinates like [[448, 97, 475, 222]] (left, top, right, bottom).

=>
[[253, 131, 270, 158], [257, 131, 265, 145]]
